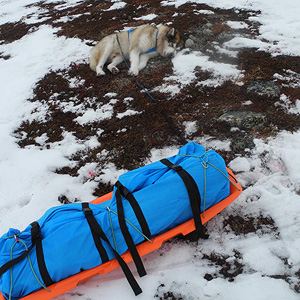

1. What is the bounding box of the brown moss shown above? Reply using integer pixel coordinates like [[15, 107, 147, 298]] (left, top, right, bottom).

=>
[[239, 50, 300, 82], [224, 214, 278, 236], [203, 250, 244, 282], [0, 21, 33, 44]]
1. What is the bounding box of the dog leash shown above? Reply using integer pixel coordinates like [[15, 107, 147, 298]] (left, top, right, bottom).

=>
[[115, 33, 188, 145]]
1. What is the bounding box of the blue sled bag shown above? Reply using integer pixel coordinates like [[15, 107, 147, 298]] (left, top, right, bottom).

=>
[[0, 142, 230, 299]]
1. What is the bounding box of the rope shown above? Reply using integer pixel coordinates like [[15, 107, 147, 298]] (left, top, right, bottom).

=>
[[206, 161, 241, 191], [105, 206, 153, 254], [115, 33, 188, 145], [177, 151, 211, 158], [202, 162, 207, 217], [9, 238, 50, 300], [178, 153, 241, 217], [5, 232, 22, 240], [178, 153, 241, 191], [178, 154, 240, 191], [107, 206, 118, 252]]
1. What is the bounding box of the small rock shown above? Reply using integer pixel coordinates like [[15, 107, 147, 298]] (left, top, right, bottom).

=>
[[231, 134, 255, 152], [216, 31, 235, 43], [204, 22, 213, 29], [247, 81, 280, 97], [188, 34, 197, 42], [204, 273, 214, 281], [218, 111, 267, 131], [185, 38, 195, 48], [203, 28, 213, 37]]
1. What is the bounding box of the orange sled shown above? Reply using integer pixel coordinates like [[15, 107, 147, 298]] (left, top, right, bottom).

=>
[[0, 168, 242, 300]]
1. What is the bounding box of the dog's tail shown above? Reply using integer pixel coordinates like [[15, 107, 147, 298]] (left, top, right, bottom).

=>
[[89, 47, 99, 71]]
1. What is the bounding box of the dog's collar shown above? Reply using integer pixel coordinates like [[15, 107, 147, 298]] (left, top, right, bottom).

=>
[[128, 28, 158, 54]]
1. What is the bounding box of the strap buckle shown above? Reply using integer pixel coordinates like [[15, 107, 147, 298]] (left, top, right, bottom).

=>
[[171, 164, 182, 172], [115, 181, 131, 198], [83, 206, 93, 215], [120, 185, 130, 198], [30, 221, 41, 240]]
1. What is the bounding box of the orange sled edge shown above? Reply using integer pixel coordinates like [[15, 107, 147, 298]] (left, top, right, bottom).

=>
[[0, 168, 242, 300]]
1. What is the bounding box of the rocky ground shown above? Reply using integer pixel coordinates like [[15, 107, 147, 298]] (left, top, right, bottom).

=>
[[1, 0, 300, 295]]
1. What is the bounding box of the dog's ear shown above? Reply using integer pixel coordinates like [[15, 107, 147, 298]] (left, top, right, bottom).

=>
[[168, 28, 176, 36], [167, 28, 183, 48]]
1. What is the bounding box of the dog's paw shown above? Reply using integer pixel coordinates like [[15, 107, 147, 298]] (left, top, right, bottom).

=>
[[108, 66, 119, 74], [96, 70, 105, 76], [96, 66, 105, 76], [128, 68, 139, 76]]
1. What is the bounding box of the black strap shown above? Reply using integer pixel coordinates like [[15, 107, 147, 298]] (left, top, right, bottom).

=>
[[82, 203, 142, 296], [30, 222, 54, 287], [160, 158, 209, 239], [0, 222, 54, 287], [82, 203, 109, 263], [0, 248, 31, 277], [115, 181, 151, 239], [115, 188, 147, 277]]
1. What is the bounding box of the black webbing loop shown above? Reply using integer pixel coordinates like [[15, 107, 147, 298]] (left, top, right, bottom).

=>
[[0, 223, 54, 287], [115, 181, 151, 238], [82, 203, 142, 296], [229, 172, 238, 183], [160, 158, 209, 239], [82, 203, 109, 263], [30, 222, 54, 287], [115, 188, 147, 277]]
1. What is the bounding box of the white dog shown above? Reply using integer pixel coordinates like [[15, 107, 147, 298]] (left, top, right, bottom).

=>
[[90, 24, 183, 76]]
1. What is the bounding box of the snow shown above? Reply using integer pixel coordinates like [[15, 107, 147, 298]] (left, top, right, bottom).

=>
[[228, 157, 251, 173], [133, 13, 158, 21], [104, 1, 127, 11], [275, 94, 300, 115], [194, 9, 214, 15], [163, 0, 300, 56], [116, 109, 142, 119], [74, 101, 116, 125], [223, 37, 270, 51], [274, 70, 300, 89], [226, 21, 249, 30], [160, 50, 242, 92], [204, 274, 299, 300], [0, 0, 300, 299], [183, 121, 198, 136]]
